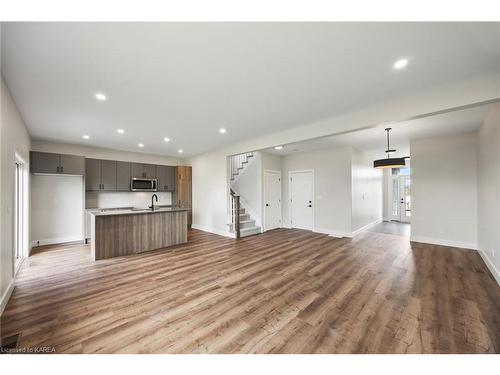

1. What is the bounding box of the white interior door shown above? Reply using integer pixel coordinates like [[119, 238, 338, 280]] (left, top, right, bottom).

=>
[[264, 171, 282, 231], [290, 171, 313, 230]]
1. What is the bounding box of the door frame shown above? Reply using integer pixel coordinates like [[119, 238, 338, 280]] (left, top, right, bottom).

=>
[[399, 175, 411, 223], [263, 169, 282, 232], [13, 152, 29, 275], [389, 174, 411, 223], [288, 169, 315, 230]]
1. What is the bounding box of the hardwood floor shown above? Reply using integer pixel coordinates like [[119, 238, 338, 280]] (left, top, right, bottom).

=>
[[1, 229, 499, 353]]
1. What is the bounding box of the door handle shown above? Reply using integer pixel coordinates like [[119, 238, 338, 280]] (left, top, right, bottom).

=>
[[307, 204, 312, 207]]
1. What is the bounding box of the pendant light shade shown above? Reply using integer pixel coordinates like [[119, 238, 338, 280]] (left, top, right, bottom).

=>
[[373, 128, 407, 169], [373, 157, 406, 169]]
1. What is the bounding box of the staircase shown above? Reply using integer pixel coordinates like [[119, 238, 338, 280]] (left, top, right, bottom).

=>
[[228, 152, 261, 238], [230, 152, 254, 181]]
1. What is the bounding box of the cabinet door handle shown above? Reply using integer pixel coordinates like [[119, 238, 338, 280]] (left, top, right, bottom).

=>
[[61, 166, 63, 173], [56, 166, 60, 173]]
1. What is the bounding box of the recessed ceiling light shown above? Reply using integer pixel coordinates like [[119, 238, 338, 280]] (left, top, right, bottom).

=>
[[164, 137, 170, 142], [219, 128, 226, 134], [117, 129, 125, 134], [178, 149, 183, 154], [274, 146, 284, 150], [82, 135, 90, 140], [138, 143, 144, 148], [393, 58, 408, 70], [95, 92, 107, 101]]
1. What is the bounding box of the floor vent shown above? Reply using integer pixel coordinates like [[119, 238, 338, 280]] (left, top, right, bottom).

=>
[[0, 334, 20, 352]]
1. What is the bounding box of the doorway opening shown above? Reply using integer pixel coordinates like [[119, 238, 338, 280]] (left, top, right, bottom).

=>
[[377, 166, 411, 237]]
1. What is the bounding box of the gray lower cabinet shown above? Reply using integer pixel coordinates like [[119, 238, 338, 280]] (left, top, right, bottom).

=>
[[116, 161, 131, 191], [157, 165, 176, 191], [30, 151, 85, 175]]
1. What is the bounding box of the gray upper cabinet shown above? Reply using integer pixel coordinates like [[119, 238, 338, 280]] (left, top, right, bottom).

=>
[[60, 154, 85, 175], [116, 161, 131, 191], [131, 163, 157, 179], [131, 162, 144, 178], [143, 164, 156, 179], [165, 166, 176, 191], [156, 165, 176, 191], [31, 151, 85, 175], [85, 158, 118, 191], [100, 160, 117, 191], [31, 152, 60, 174], [156, 166, 167, 191], [85, 158, 102, 191]]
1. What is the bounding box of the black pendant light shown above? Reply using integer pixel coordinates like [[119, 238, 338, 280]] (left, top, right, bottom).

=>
[[373, 128, 406, 169]]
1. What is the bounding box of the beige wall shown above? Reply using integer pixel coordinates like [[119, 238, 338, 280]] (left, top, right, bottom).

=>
[[410, 132, 478, 249], [477, 103, 500, 284], [1, 77, 31, 316]]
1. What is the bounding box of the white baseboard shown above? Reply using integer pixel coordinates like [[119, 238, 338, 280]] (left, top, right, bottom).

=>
[[351, 219, 383, 237], [191, 224, 236, 238], [410, 236, 477, 251], [313, 226, 352, 239], [383, 217, 391, 222], [31, 235, 84, 247], [0, 279, 15, 318], [478, 248, 500, 286]]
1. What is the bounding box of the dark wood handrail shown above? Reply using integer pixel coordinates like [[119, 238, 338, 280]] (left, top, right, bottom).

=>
[[230, 189, 240, 239]]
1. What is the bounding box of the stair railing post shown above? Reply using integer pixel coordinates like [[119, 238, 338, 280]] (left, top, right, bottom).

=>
[[234, 195, 240, 239]]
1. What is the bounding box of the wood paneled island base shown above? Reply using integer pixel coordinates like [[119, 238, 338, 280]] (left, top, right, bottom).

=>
[[91, 209, 188, 260]]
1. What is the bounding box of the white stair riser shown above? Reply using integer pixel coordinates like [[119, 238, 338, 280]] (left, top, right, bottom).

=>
[[228, 220, 256, 230]]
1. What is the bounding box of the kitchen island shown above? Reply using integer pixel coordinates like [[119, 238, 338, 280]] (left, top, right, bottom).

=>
[[90, 207, 188, 260]]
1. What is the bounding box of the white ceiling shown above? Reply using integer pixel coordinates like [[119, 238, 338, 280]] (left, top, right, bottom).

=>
[[2, 22, 500, 157], [263, 103, 493, 157]]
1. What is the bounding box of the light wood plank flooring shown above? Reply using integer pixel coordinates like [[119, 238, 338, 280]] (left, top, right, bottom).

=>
[[1, 228, 499, 353]]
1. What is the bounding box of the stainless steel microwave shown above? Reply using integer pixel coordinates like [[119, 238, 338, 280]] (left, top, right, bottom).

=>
[[130, 178, 157, 192]]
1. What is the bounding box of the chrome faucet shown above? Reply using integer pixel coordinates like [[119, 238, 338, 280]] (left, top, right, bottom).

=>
[[149, 194, 158, 211]]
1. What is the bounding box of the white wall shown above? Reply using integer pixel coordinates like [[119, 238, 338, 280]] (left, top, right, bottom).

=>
[[31, 175, 84, 246], [281, 146, 352, 237], [190, 150, 229, 236], [1, 77, 31, 317], [382, 169, 391, 220], [410, 132, 478, 249], [231, 152, 262, 227], [351, 149, 383, 233], [477, 103, 500, 284]]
